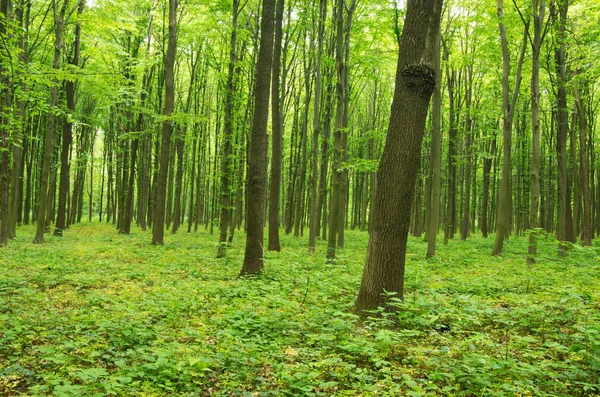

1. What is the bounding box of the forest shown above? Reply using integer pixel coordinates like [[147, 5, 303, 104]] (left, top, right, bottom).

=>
[[1, 0, 599, 395]]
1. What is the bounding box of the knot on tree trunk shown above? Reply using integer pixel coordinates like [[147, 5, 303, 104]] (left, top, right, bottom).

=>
[[401, 63, 436, 98]]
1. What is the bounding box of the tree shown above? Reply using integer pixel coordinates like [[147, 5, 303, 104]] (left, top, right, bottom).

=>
[[307, 0, 326, 253], [151, 0, 177, 245], [491, 0, 527, 256], [355, 0, 443, 313], [217, 0, 243, 257], [240, 0, 276, 275], [521, 0, 550, 263], [0, 0, 11, 246], [54, 0, 84, 237], [7, 0, 31, 241], [573, 69, 591, 246], [34, 0, 72, 243], [268, 0, 284, 252], [327, 0, 356, 259], [426, 30, 442, 258], [553, 0, 571, 255]]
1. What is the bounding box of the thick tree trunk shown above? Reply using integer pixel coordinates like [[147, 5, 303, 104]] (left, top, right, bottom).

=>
[[240, 0, 276, 275], [355, 0, 442, 313]]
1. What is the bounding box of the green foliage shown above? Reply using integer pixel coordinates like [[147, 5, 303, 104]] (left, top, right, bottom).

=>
[[1, 223, 599, 395]]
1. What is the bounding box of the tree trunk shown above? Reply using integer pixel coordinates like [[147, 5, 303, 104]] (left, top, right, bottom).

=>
[[151, 0, 177, 245], [308, 0, 325, 252], [0, 0, 11, 246], [294, 43, 312, 238], [240, 0, 276, 275], [268, 0, 284, 252], [34, 0, 69, 243], [491, 0, 527, 255], [55, 0, 84, 236], [327, 0, 353, 259], [573, 70, 591, 246], [355, 0, 442, 313], [8, 0, 30, 240], [527, 0, 546, 262], [427, 31, 442, 258], [554, 0, 569, 255]]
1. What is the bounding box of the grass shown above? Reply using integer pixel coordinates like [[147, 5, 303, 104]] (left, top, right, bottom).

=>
[[1, 222, 599, 396]]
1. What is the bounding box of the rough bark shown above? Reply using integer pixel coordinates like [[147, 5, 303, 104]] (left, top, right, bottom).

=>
[[240, 0, 276, 275], [355, 0, 443, 314]]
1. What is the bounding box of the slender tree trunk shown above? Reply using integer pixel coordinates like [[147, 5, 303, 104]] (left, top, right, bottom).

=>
[[8, 0, 30, 239], [0, 0, 11, 246], [151, 0, 177, 245], [492, 0, 527, 255], [327, 0, 349, 259], [554, 0, 569, 255], [443, 59, 456, 243], [55, 0, 84, 236], [337, 3, 355, 249], [427, 31, 442, 258], [527, 0, 546, 262], [34, 0, 69, 243], [171, 130, 185, 233], [308, 0, 325, 252], [481, 136, 495, 237], [573, 70, 591, 246], [460, 63, 474, 240], [267, 0, 284, 252], [87, 134, 95, 221], [567, 110, 578, 242], [294, 44, 312, 238]]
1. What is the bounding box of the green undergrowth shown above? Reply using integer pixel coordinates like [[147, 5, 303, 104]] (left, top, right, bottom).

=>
[[1, 222, 599, 396]]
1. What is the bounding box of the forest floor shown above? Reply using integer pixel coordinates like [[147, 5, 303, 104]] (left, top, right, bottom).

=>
[[1, 222, 599, 396]]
